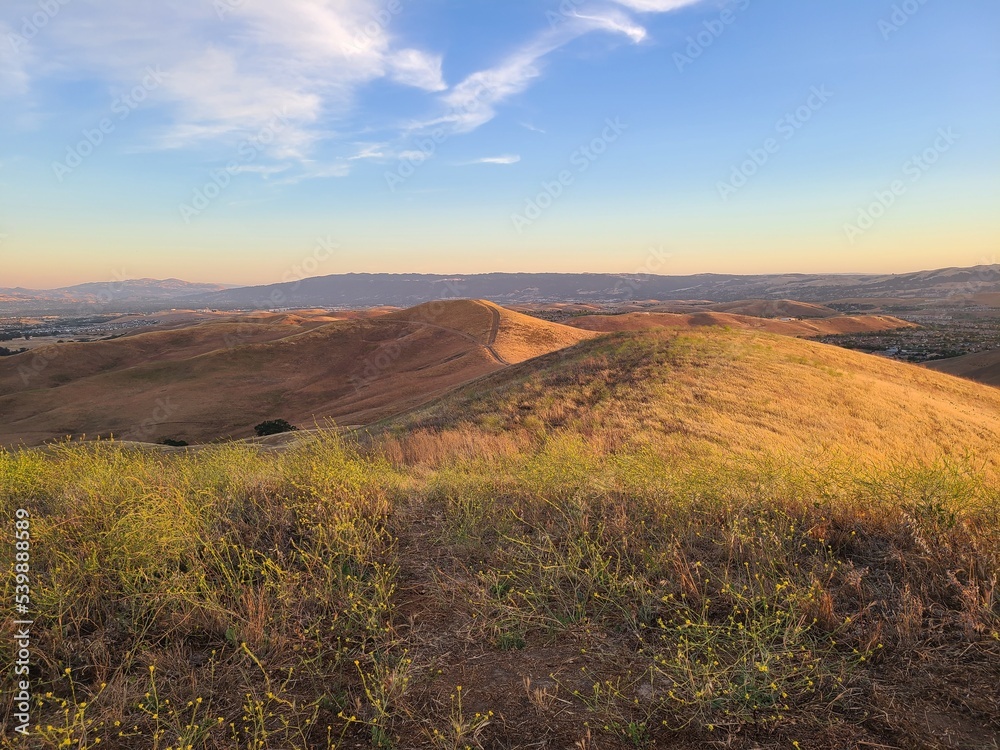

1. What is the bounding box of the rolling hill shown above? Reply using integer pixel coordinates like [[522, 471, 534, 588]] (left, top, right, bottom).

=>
[[184, 265, 1000, 308], [562, 311, 916, 337], [5, 304, 1000, 750], [0, 301, 594, 447], [387, 324, 1000, 472], [703, 299, 839, 318], [5, 264, 1000, 314], [926, 347, 1000, 387]]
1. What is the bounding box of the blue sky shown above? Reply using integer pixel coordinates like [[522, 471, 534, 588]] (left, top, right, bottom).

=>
[[1, 0, 998, 287]]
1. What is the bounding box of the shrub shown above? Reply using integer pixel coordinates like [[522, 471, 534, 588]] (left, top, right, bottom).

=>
[[254, 419, 298, 437]]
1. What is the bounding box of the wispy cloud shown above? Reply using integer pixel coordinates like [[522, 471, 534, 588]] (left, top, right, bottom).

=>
[[387, 49, 447, 92], [609, 0, 705, 12], [348, 143, 390, 161], [410, 8, 648, 137], [2, 0, 441, 161], [1, 0, 706, 177], [459, 155, 521, 165], [231, 164, 291, 178], [0, 22, 30, 96]]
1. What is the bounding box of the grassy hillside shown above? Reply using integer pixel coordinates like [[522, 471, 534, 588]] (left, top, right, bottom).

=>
[[926, 348, 1000, 388], [387, 327, 1000, 472], [705, 299, 840, 318], [564, 311, 917, 338], [0, 301, 591, 448], [1, 328, 998, 749]]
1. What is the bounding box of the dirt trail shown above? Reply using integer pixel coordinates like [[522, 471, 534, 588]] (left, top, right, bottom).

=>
[[371, 307, 511, 366], [477, 300, 511, 365]]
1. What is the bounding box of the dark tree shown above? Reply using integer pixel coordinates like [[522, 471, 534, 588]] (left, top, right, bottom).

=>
[[254, 419, 298, 437]]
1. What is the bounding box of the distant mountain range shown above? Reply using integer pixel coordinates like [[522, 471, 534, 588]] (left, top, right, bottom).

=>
[[0, 279, 235, 309], [3, 266, 999, 314]]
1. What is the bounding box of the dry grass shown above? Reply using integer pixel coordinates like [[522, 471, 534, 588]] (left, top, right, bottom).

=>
[[390, 328, 1000, 475], [1, 328, 999, 748], [566, 311, 916, 337], [0, 301, 592, 448]]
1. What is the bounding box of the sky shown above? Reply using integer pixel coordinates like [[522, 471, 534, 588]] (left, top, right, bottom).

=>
[[0, 0, 998, 288]]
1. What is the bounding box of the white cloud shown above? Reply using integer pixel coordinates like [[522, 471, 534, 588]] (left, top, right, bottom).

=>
[[348, 143, 390, 160], [0, 23, 30, 95], [273, 161, 353, 185], [461, 155, 521, 165], [1, 0, 707, 176], [1, 0, 429, 163], [609, 0, 705, 12], [231, 164, 291, 177], [414, 8, 649, 137], [398, 149, 430, 162], [388, 49, 447, 92]]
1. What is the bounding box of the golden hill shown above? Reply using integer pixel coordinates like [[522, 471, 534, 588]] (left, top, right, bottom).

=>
[[926, 348, 1000, 387], [4, 321, 1000, 750], [705, 298, 839, 318], [0, 300, 593, 447], [565, 311, 915, 337], [388, 326, 1000, 472]]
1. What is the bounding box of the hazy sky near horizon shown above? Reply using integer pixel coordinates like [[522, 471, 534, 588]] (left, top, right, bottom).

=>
[[1, 0, 998, 288]]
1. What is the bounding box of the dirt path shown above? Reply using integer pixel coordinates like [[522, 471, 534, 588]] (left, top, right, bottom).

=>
[[477, 301, 511, 365], [370, 310, 510, 366]]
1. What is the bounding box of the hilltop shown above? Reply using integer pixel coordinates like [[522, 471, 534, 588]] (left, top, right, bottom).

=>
[[563, 311, 915, 338], [386, 324, 1000, 471], [0, 301, 593, 447]]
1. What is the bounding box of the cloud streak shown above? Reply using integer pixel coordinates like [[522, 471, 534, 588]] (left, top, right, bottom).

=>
[[1, 0, 707, 178], [460, 155, 521, 165], [2, 0, 441, 159]]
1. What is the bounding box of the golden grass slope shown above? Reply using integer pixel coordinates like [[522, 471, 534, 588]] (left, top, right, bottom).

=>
[[388, 327, 1000, 474], [3, 325, 1000, 749], [383, 299, 595, 364], [706, 298, 840, 318], [565, 311, 916, 337], [0, 301, 592, 447]]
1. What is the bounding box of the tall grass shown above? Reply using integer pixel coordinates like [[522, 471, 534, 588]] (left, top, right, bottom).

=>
[[1, 372, 998, 747]]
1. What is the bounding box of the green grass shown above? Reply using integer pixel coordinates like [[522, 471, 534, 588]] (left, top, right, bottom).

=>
[[1, 428, 997, 749]]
